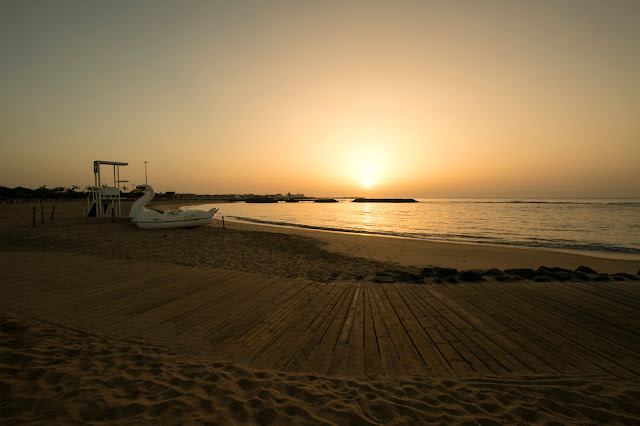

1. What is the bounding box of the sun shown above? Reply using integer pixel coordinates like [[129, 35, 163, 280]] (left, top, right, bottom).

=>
[[353, 156, 381, 191], [337, 129, 397, 192]]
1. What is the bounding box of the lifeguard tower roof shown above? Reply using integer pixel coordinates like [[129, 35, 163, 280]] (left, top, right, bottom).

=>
[[93, 160, 128, 172]]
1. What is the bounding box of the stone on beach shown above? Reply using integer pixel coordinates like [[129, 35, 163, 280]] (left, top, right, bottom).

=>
[[459, 270, 483, 282], [422, 267, 458, 277], [576, 265, 598, 275], [612, 272, 639, 281], [504, 268, 537, 279], [482, 268, 504, 276], [375, 270, 423, 283]]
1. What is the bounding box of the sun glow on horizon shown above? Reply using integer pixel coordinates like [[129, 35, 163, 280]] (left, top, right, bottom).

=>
[[334, 126, 402, 193]]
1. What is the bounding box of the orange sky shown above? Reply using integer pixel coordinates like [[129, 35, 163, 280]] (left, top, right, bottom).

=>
[[1, 1, 639, 197]]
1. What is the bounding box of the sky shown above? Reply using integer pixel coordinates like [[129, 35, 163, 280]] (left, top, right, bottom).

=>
[[1, 0, 639, 198]]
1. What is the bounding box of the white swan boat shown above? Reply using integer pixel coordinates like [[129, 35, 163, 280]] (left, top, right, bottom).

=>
[[129, 185, 219, 229]]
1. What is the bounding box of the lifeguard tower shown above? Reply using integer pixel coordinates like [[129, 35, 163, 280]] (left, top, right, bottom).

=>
[[85, 160, 128, 218]]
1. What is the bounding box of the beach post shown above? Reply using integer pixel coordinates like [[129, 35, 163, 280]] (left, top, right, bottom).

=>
[[32, 206, 36, 227], [222, 216, 225, 229], [41, 205, 44, 224], [50, 205, 55, 222]]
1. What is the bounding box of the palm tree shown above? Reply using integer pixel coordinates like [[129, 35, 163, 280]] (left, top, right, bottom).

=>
[[36, 185, 49, 198], [64, 185, 81, 199]]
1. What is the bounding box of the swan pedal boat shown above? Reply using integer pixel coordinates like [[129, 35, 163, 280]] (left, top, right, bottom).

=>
[[129, 184, 219, 229]]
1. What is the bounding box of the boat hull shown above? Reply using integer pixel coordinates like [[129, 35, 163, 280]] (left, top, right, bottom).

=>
[[133, 215, 215, 229]]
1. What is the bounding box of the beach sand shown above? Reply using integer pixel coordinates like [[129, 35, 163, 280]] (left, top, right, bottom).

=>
[[1, 201, 639, 424]]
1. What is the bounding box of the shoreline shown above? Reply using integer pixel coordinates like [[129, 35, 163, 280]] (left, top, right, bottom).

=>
[[216, 215, 640, 259], [212, 218, 640, 274], [150, 200, 640, 274]]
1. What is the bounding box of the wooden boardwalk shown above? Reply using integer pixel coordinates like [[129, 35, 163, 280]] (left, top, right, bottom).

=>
[[2, 251, 639, 378]]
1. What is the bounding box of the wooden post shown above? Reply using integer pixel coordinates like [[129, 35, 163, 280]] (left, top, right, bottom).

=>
[[50, 205, 55, 222], [32, 206, 36, 227], [112, 205, 115, 223], [40, 205, 44, 224], [222, 216, 225, 229]]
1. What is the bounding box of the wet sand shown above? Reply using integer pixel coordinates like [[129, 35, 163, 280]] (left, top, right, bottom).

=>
[[155, 200, 640, 274], [1, 201, 639, 423]]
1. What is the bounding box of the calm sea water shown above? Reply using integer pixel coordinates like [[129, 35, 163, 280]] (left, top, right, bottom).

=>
[[190, 199, 640, 256]]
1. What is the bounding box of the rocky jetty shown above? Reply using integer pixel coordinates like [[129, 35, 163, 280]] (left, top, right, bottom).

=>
[[374, 265, 640, 284], [245, 198, 279, 203]]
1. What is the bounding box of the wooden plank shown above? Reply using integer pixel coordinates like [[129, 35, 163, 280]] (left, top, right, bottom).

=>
[[563, 281, 640, 311], [241, 283, 349, 367], [121, 269, 232, 318], [459, 282, 610, 375], [278, 283, 353, 372], [407, 284, 496, 375], [1, 258, 138, 300], [368, 284, 425, 375], [492, 282, 640, 375], [303, 285, 357, 374], [238, 279, 329, 369], [402, 284, 498, 376], [367, 286, 403, 376], [327, 286, 361, 375], [105, 267, 222, 316], [445, 283, 584, 375], [228, 281, 342, 362], [362, 283, 383, 376], [198, 277, 312, 341], [580, 280, 640, 304], [462, 282, 629, 376], [535, 282, 640, 338], [63, 265, 163, 303], [387, 284, 465, 376], [505, 280, 640, 356], [270, 281, 340, 371], [425, 284, 536, 375], [345, 283, 366, 376], [162, 273, 283, 327]]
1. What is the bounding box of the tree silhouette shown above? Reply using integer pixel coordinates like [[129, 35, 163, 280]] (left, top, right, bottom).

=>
[[35, 185, 49, 198]]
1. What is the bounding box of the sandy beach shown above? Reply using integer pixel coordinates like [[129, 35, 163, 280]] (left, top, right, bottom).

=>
[[1, 200, 639, 424]]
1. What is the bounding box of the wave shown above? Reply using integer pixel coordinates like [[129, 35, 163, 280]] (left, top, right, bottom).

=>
[[227, 216, 640, 255]]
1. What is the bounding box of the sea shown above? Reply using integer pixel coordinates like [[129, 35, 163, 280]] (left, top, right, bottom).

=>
[[189, 199, 640, 257]]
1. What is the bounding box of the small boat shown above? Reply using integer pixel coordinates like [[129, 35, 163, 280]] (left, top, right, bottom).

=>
[[129, 185, 219, 229]]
